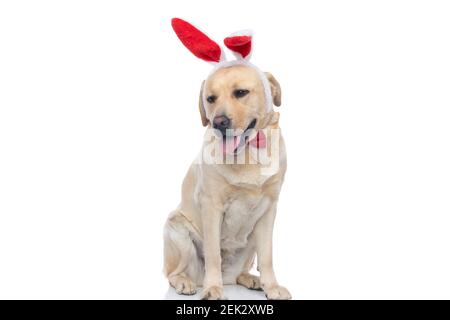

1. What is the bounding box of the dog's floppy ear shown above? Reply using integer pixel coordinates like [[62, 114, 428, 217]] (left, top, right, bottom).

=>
[[265, 72, 282, 107], [198, 81, 209, 126]]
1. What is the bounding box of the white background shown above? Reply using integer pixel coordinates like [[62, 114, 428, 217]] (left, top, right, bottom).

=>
[[1, 0, 449, 299]]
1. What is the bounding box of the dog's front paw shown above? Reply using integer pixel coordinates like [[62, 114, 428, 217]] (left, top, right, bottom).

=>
[[264, 285, 292, 300], [201, 285, 226, 300]]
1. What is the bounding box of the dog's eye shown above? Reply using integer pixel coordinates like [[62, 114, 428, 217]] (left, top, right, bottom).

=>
[[234, 89, 249, 98], [207, 95, 217, 103]]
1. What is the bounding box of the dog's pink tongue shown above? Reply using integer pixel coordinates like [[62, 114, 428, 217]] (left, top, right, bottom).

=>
[[222, 136, 241, 154]]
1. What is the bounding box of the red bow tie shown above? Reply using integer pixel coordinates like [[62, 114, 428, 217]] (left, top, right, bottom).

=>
[[249, 131, 267, 149]]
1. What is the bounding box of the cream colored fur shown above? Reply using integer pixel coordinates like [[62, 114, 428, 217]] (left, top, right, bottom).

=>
[[163, 65, 291, 300]]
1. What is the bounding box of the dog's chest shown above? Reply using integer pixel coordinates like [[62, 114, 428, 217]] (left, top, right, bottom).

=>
[[220, 192, 270, 252]]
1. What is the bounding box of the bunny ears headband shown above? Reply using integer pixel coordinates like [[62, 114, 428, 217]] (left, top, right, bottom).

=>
[[171, 18, 273, 113]]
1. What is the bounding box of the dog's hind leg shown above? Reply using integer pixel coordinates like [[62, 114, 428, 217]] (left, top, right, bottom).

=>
[[236, 250, 262, 290], [164, 210, 203, 295], [168, 273, 197, 295]]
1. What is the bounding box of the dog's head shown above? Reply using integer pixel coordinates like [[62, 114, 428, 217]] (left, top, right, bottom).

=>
[[172, 18, 282, 154], [199, 66, 281, 153]]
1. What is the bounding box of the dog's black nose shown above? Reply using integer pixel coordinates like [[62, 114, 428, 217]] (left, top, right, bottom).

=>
[[213, 115, 231, 135]]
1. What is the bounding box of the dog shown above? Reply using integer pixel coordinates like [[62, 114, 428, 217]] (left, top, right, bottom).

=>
[[163, 18, 291, 300]]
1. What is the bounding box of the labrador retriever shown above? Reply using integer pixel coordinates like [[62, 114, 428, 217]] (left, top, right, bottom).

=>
[[164, 18, 291, 300]]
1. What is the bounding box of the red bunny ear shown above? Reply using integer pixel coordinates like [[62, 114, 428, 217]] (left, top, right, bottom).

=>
[[224, 30, 253, 59], [171, 18, 223, 63]]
